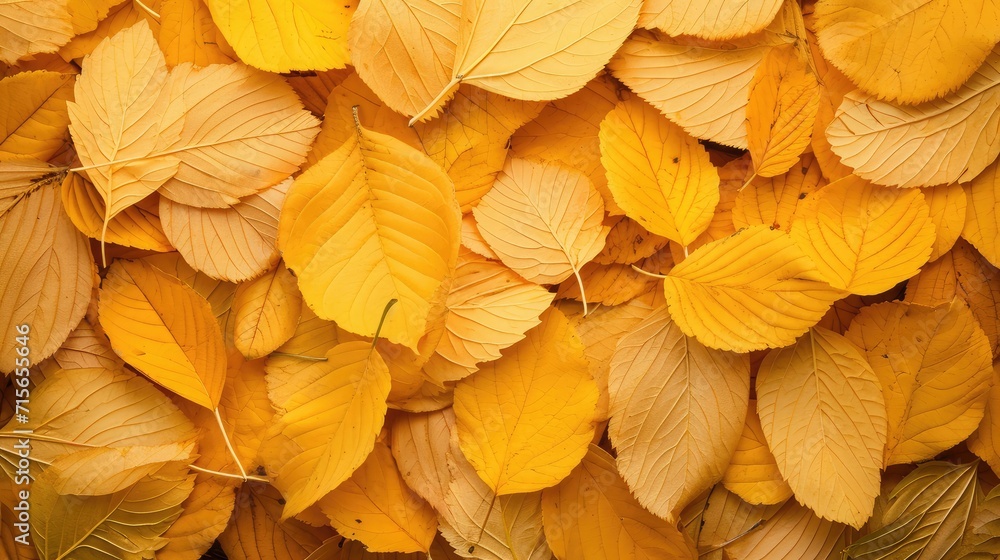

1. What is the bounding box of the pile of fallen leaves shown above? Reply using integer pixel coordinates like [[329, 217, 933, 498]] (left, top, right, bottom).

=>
[[3, 0, 1000, 558]]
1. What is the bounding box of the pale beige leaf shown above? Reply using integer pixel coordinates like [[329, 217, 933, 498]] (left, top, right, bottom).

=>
[[725, 498, 853, 560], [639, 0, 782, 40], [0, 0, 74, 64], [233, 262, 302, 360], [390, 408, 456, 514]]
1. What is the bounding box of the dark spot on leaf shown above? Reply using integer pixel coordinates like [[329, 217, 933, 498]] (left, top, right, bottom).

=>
[[469, 547, 475, 554], [277, 498, 285, 505], [798, 192, 807, 199], [882, 354, 889, 359], [355, 519, 362, 524], [672, 157, 679, 163]]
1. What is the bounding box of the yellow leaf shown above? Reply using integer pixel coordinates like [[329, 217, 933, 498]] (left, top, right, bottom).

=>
[[59, 0, 159, 61], [599, 96, 720, 247], [460, 212, 499, 261], [541, 444, 697, 560], [964, 158, 1000, 269], [0, 0, 73, 64], [746, 44, 819, 178], [0, 157, 56, 213], [845, 300, 992, 466], [205, 0, 353, 72], [40, 317, 124, 374], [43, 442, 195, 495], [144, 252, 238, 328], [0, 183, 93, 373], [0, 366, 196, 480], [732, 152, 825, 231], [843, 461, 978, 560], [280, 118, 460, 350], [968, 363, 1000, 474], [724, 497, 853, 560], [161, 179, 288, 282], [790, 176, 936, 294], [663, 225, 843, 352], [423, 249, 553, 385], [509, 72, 625, 215], [348, 0, 460, 119], [903, 251, 957, 308], [814, 0, 1000, 104], [826, 46, 1000, 188], [594, 216, 668, 265], [66, 0, 122, 34], [219, 484, 333, 560], [608, 306, 750, 520], [319, 442, 437, 553], [99, 259, 227, 409], [304, 71, 420, 170], [233, 262, 302, 360], [680, 485, 780, 560], [259, 341, 391, 519], [439, 435, 552, 560], [923, 183, 967, 261], [32, 461, 195, 560], [409, 0, 640, 123], [556, 261, 661, 307], [639, 0, 782, 40], [722, 401, 793, 505], [390, 408, 456, 514], [472, 158, 608, 307], [158, 0, 235, 67], [68, 20, 183, 234], [756, 327, 887, 527], [413, 85, 544, 211], [285, 67, 351, 116], [807, 30, 855, 182], [158, 62, 319, 208], [0, 70, 74, 161], [953, 239, 1000, 357], [61, 171, 174, 252], [453, 308, 598, 495]]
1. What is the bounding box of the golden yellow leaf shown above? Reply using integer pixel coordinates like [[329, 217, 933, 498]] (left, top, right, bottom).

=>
[[814, 0, 1000, 104], [390, 408, 456, 514], [903, 251, 957, 308], [159, 463, 237, 560], [61, 171, 173, 252], [789, 175, 936, 295], [319, 442, 437, 553], [158, 0, 235, 67], [564, 290, 661, 421], [99, 259, 226, 409], [66, 0, 121, 34], [304, 71, 420, 170], [232, 262, 301, 360], [144, 252, 238, 328], [40, 317, 124, 374], [409, 0, 641, 123], [32, 461, 194, 560], [0, 157, 55, 213], [68, 21, 183, 237], [608, 306, 750, 521], [285, 67, 351, 116], [826, 46, 1000, 188], [807, 28, 855, 182], [204, 0, 353, 72], [0, 366, 196, 480], [280, 118, 460, 350], [746, 44, 819, 178], [460, 212, 499, 260], [423, 249, 553, 385], [219, 484, 333, 560], [964, 159, 1000, 268], [845, 300, 992, 466], [968, 363, 1000, 475], [662, 225, 843, 352], [0, 0, 73, 64], [843, 461, 978, 560], [724, 497, 853, 560], [59, 0, 158, 61], [0, 183, 93, 374], [599, 96, 720, 247], [439, 435, 552, 560], [639, 0, 781, 40], [472, 158, 607, 309], [556, 261, 660, 307], [263, 307, 358, 404], [722, 401, 793, 505], [732, 152, 824, 231], [348, 0, 460, 119], [218, 355, 274, 472], [541, 444, 697, 560], [594, 216, 668, 265], [453, 308, 598, 495], [0, 70, 73, 161], [680, 485, 779, 560], [953, 239, 1000, 357], [42, 442, 195, 495], [756, 327, 887, 527], [158, 62, 319, 208], [160, 179, 288, 282], [509, 72, 624, 215], [923, 183, 966, 261], [259, 341, 391, 519], [413, 85, 544, 211]]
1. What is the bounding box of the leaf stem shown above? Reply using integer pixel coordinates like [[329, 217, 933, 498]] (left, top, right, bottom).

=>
[[370, 298, 398, 354], [572, 264, 590, 317], [189, 464, 269, 483], [630, 264, 668, 279], [269, 352, 327, 361], [213, 407, 249, 481]]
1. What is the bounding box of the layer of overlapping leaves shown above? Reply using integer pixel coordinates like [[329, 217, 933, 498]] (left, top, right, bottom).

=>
[[2, 0, 1000, 558]]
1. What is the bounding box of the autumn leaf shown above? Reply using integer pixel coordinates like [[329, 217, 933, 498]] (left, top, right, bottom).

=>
[[638, 0, 782, 40], [0, 0, 74, 64], [0, 70, 75, 161]]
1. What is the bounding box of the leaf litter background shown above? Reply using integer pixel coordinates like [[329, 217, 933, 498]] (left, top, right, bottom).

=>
[[2, 0, 1000, 558]]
